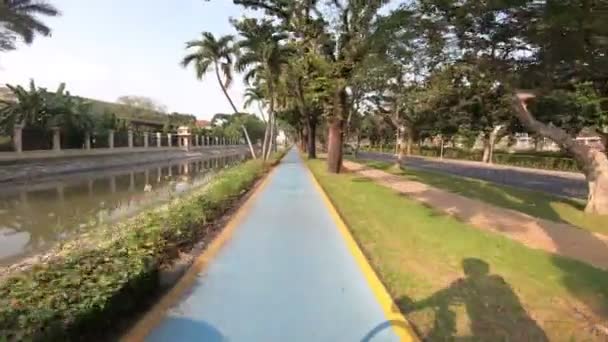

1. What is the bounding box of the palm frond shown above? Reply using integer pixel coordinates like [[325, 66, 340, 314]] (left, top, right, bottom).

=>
[[0, 0, 59, 43], [181, 52, 202, 68], [195, 59, 212, 80]]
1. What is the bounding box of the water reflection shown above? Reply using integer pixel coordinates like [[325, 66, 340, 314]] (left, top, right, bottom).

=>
[[0, 154, 245, 266]]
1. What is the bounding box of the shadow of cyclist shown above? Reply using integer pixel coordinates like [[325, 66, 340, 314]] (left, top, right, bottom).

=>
[[401, 258, 548, 341]]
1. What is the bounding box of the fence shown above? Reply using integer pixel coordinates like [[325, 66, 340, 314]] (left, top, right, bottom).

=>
[[92, 132, 110, 149], [1, 125, 239, 154], [22, 127, 52, 151], [114, 131, 129, 148]]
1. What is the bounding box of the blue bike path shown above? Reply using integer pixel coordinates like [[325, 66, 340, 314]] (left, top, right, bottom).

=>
[[128, 149, 415, 341]]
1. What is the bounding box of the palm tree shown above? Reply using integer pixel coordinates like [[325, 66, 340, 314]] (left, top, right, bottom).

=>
[[0, 0, 60, 51], [243, 85, 267, 122], [0, 80, 53, 132], [181, 32, 256, 159], [234, 19, 290, 160]]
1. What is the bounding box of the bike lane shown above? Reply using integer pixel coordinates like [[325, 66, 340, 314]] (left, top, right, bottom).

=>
[[128, 149, 415, 341]]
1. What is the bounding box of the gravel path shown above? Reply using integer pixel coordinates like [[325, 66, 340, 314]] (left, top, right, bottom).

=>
[[357, 151, 588, 199]]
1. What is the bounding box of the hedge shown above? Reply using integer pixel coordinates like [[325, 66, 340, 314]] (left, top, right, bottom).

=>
[[361, 146, 581, 172], [0, 150, 287, 341]]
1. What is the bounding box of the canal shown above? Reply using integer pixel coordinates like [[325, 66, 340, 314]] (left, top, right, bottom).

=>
[[0, 152, 247, 267]]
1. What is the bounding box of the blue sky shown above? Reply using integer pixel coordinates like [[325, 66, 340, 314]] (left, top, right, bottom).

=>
[[0, 0, 250, 120]]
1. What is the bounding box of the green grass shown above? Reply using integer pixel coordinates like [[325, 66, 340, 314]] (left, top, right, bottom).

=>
[[308, 158, 608, 341], [355, 158, 608, 235]]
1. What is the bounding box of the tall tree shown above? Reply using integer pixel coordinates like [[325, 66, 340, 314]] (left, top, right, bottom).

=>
[[116, 95, 167, 113], [243, 85, 267, 123], [181, 31, 257, 159], [412, 0, 608, 214], [234, 0, 393, 172], [0, 0, 59, 52], [233, 18, 290, 160]]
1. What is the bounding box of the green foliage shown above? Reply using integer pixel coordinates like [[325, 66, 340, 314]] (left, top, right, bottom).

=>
[[116, 95, 167, 113], [208, 112, 265, 142], [529, 83, 608, 135], [87, 99, 194, 127], [181, 32, 236, 88], [0, 156, 286, 340], [0, 0, 60, 51], [0, 81, 94, 137]]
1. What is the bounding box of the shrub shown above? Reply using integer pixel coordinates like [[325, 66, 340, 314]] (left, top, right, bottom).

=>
[[0, 152, 286, 341]]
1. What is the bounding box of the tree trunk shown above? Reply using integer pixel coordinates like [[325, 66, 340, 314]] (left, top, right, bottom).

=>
[[488, 125, 503, 165], [482, 133, 491, 163], [440, 136, 445, 159], [327, 118, 343, 173], [300, 126, 308, 152], [405, 134, 414, 156], [266, 112, 275, 160], [512, 93, 608, 215], [262, 122, 270, 160], [397, 125, 406, 163], [327, 87, 346, 173], [307, 117, 317, 159], [272, 114, 278, 153], [242, 126, 256, 159], [354, 132, 361, 158], [215, 65, 256, 159]]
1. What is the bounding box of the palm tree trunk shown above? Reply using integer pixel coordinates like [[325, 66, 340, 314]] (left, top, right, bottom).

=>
[[215, 66, 239, 113], [214, 66, 256, 159], [262, 122, 270, 159], [266, 112, 275, 160]]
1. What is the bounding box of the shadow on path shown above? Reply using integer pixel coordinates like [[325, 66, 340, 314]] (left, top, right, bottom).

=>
[[147, 317, 225, 342], [400, 258, 548, 341]]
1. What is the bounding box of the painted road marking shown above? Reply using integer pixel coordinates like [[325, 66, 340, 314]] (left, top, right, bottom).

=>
[[304, 159, 418, 342]]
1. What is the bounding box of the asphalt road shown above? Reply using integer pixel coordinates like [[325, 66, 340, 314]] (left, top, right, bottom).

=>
[[356, 151, 588, 199]]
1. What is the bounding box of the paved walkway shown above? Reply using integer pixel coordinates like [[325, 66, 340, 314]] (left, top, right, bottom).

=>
[[127, 150, 414, 342], [344, 160, 608, 270]]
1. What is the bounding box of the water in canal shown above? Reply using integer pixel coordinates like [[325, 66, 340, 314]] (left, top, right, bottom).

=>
[[0, 153, 246, 266]]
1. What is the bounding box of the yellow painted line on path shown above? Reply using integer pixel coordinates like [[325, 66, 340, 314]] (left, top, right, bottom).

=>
[[305, 161, 419, 342], [122, 166, 277, 341]]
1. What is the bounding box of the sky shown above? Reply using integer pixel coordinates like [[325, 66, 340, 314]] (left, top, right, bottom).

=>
[[0, 0, 251, 120]]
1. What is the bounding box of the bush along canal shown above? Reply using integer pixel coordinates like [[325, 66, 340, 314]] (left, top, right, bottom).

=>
[[0, 150, 287, 341], [0, 153, 245, 268]]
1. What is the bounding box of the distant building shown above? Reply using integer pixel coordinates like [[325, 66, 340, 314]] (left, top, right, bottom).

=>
[[0, 87, 16, 102], [509, 128, 604, 152], [196, 120, 211, 129]]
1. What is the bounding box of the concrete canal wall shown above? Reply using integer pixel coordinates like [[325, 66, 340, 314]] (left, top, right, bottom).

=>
[[0, 145, 251, 183]]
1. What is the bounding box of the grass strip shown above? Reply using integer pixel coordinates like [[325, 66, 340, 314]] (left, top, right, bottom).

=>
[[355, 158, 607, 235], [308, 158, 608, 341]]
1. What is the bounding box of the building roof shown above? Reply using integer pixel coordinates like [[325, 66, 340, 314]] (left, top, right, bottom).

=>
[[196, 120, 211, 128]]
